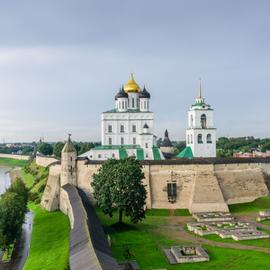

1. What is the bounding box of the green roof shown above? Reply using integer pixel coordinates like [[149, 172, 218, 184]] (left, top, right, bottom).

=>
[[94, 145, 141, 150], [152, 147, 162, 160], [119, 148, 127, 159], [177, 146, 193, 159], [136, 148, 144, 160]]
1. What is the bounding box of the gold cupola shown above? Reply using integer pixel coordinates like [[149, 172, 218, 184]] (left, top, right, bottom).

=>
[[124, 73, 141, 93]]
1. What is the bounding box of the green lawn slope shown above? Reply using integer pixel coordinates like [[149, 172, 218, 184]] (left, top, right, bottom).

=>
[[0, 157, 29, 167], [23, 203, 70, 270]]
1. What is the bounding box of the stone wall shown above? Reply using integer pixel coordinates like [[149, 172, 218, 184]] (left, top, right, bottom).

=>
[[0, 153, 30, 160], [36, 155, 59, 167], [42, 158, 270, 213]]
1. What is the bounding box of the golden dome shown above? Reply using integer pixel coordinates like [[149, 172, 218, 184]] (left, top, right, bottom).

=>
[[124, 73, 141, 93]]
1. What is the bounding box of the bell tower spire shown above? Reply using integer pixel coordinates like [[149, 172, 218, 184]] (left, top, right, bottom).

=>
[[195, 78, 205, 104]]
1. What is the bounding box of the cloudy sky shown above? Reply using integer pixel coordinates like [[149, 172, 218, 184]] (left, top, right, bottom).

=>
[[0, 0, 269, 142]]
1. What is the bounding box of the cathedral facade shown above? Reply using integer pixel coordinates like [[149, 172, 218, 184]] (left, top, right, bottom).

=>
[[82, 74, 164, 160]]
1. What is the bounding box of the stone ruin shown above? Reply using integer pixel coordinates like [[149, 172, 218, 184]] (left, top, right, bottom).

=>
[[164, 245, 209, 264], [188, 212, 269, 241], [257, 210, 270, 222]]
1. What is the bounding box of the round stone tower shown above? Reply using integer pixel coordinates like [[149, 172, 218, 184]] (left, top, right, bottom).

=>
[[61, 134, 77, 186]]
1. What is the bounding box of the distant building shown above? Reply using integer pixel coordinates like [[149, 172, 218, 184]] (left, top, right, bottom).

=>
[[234, 151, 270, 158], [82, 74, 164, 160], [160, 130, 175, 158]]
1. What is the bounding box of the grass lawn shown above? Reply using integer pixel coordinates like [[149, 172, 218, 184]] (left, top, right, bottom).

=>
[[23, 203, 70, 270], [146, 208, 190, 216], [229, 195, 270, 213], [0, 157, 29, 167], [97, 209, 270, 270], [21, 170, 35, 189]]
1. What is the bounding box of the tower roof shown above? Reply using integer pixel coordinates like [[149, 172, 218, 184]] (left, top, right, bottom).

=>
[[124, 73, 141, 93], [115, 86, 128, 100], [161, 129, 173, 147], [62, 134, 76, 153], [139, 86, 151, 99]]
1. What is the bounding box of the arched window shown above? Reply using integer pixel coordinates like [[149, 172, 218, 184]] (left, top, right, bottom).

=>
[[201, 114, 207, 128], [190, 115, 194, 127], [108, 125, 112, 133], [198, 134, 203, 144], [191, 134, 193, 143], [207, 134, 212, 143], [133, 137, 136, 144], [187, 134, 190, 144], [132, 98, 135, 108], [132, 125, 136, 132], [108, 137, 112, 145], [120, 125, 124, 133], [121, 137, 124, 145]]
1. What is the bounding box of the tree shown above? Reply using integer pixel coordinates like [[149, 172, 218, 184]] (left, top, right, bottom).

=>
[[37, 142, 53, 156], [53, 142, 65, 158], [91, 157, 147, 224]]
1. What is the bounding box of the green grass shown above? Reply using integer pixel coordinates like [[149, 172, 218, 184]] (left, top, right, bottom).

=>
[[97, 209, 270, 270], [146, 208, 191, 216], [23, 203, 70, 270], [0, 157, 29, 167], [229, 196, 270, 213], [21, 170, 35, 189]]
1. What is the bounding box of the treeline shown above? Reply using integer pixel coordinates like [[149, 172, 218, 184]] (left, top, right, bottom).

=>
[[0, 179, 28, 256], [217, 137, 270, 157], [37, 141, 100, 158]]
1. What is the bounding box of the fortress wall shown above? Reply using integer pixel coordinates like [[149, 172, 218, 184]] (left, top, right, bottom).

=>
[[36, 155, 59, 167], [0, 153, 30, 160], [214, 163, 269, 204], [147, 164, 198, 209], [76, 160, 101, 200], [40, 164, 61, 211]]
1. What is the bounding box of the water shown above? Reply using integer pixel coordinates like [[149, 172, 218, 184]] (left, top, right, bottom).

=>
[[0, 166, 11, 195]]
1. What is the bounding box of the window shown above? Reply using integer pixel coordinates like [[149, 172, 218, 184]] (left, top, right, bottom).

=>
[[132, 98, 135, 108], [121, 137, 124, 145], [98, 154, 101, 158], [207, 134, 212, 143], [120, 125, 124, 133], [198, 134, 203, 144], [108, 125, 112, 133], [132, 125, 136, 132], [112, 153, 115, 158], [167, 183, 177, 203], [133, 137, 136, 144], [108, 137, 112, 145], [190, 115, 194, 127], [70, 157, 72, 162], [191, 134, 193, 144], [187, 135, 190, 144], [201, 114, 207, 128], [145, 143, 148, 148]]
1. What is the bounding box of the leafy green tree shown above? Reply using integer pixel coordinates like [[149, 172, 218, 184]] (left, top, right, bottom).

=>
[[0, 192, 26, 253], [37, 142, 53, 156], [91, 157, 147, 224], [53, 142, 65, 158]]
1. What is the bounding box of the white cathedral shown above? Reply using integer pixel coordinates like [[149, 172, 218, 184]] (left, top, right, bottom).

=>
[[82, 75, 216, 160]]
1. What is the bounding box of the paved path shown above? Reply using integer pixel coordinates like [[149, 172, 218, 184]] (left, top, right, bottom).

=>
[[155, 213, 270, 254], [0, 212, 34, 270]]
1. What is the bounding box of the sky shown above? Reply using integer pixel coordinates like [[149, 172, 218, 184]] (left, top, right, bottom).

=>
[[0, 0, 269, 142]]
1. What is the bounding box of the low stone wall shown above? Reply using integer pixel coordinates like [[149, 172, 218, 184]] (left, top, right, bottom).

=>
[[35, 155, 59, 167], [0, 153, 30, 160]]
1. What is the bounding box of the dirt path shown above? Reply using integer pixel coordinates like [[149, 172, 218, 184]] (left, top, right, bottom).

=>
[[154, 214, 270, 254]]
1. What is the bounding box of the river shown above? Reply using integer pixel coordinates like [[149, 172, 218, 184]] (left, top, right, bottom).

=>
[[0, 166, 11, 195]]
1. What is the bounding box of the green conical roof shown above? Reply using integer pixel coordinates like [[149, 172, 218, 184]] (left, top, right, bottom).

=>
[[177, 146, 193, 159], [62, 134, 76, 153]]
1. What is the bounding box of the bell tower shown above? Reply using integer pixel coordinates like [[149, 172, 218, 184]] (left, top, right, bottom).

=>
[[186, 80, 216, 157], [61, 134, 77, 186]]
